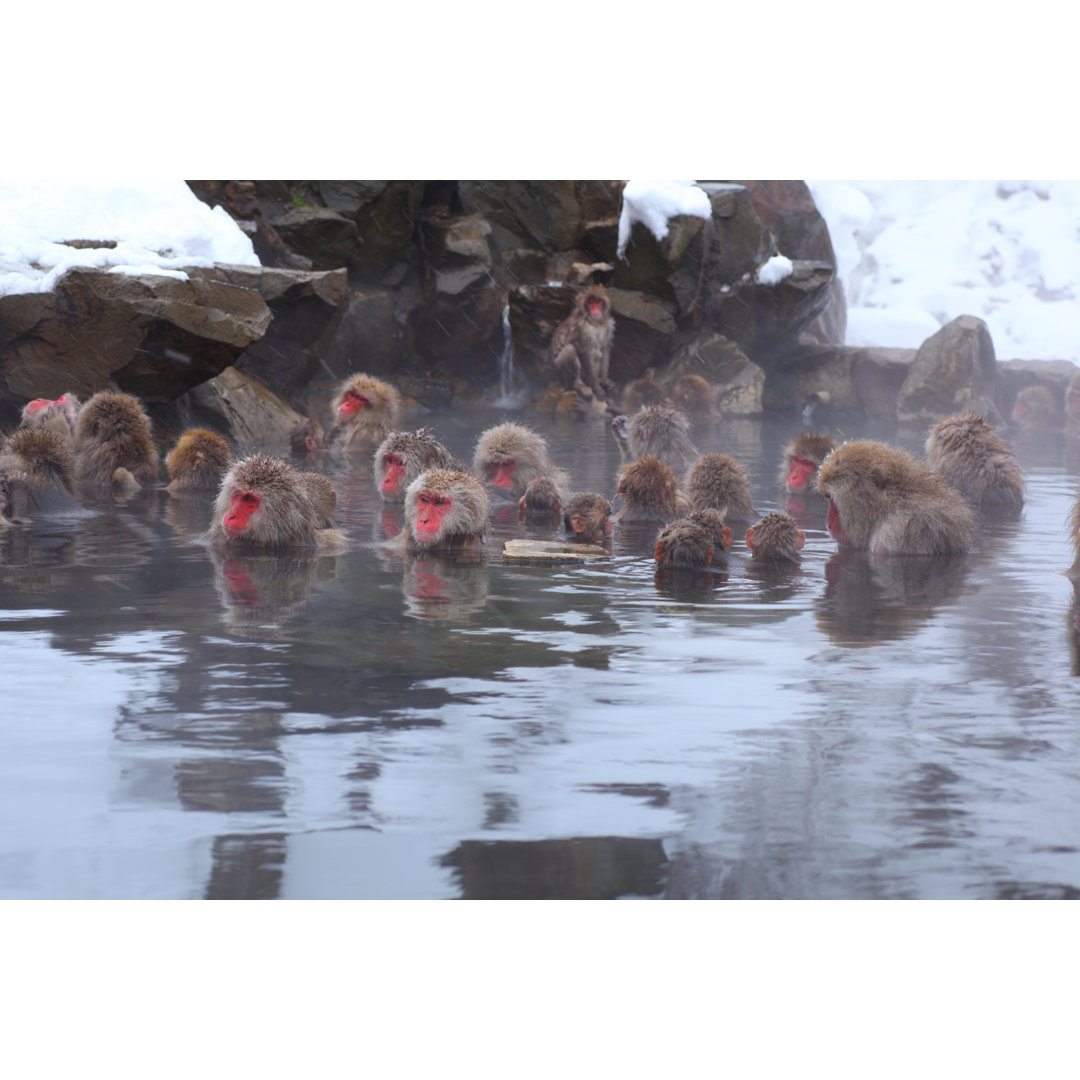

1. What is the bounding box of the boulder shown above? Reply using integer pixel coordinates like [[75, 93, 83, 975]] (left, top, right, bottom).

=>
[[0, 268, 271, 422], [316, 288, 403, 382], [897, 315, 1001, 423], [184, 366, 306, 449], [261, 205, 359, 271]]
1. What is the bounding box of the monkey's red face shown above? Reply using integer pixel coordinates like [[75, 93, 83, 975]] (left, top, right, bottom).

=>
[[490, 459, 516, 489], [24, 398, 54, 415], [1011, 400, 1028, 421], [586, 297, 606, 321], [339, 390, 369, 418], [824, 495, 851, 545], [414, 491, 451, 541], [786, 454, 818, 493], [382, 453, 406, 495], [223, 489, 260, 537]]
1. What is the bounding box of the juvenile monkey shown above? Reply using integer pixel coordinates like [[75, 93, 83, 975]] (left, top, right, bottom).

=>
[[472, 422, 569, 499], [613, 456, 688, 523], [0, 427, 84, 521], [685, 453, 757, 522], [815, 440, 975, 556], [670, 375, 715, 424], [519, 476, 563, 516], [327, 373, 403, 458], [616, 404, 699, 477], [924, 413, 1024, 519], [745, 512, 805, 563], [208, 454, 344, 551], [621, 369, 669, 414], [402, 467, 491, 554], [289, 418, 327, 463], [778, 433, 837, 494], [550, 284, 615, 401], [165, 429, 232, 493], [20, 392, 81, 444], [563, 493, 613, 542], [654, 520, 715, 568], [374, 428, 462, 503], [73, 391, 160, 488], [1010, 384, 1059, 433]]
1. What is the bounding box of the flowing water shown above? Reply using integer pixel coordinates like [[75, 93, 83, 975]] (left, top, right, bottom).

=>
[[2, 407, 1078, 900]]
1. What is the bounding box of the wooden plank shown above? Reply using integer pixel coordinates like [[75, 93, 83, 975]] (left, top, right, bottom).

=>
[[501, 539, 609, 564]]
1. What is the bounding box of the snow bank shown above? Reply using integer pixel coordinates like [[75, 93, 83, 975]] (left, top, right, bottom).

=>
[[617, 180, 712, 259]]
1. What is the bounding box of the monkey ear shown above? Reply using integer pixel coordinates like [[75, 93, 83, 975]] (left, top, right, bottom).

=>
[[518, 495, 528, 511], [745, 526, 755, 549], [796, 529, 806, 550], [190, 451, 203, 471], [552, 500, 562, 514], [304, 436, 316, 451], [569, 514, 586, 534], [870, 467, 889, 489], [704, 546, 714, 566], [654, 540, 665, 562], [721, 526, 731, 550]]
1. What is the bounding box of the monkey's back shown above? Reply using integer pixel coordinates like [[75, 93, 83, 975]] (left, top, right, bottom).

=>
[[74, 391, 160, 486]]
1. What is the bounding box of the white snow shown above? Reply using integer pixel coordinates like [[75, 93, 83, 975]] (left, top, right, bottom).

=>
[[617, 180, 712, 259], [756, 253, 793, 286], [809, 180, 1080, 361], [0, 180, 260, 298]]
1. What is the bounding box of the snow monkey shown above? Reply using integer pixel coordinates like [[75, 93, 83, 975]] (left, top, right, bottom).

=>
[[924, 413, 1024, 519], [620, 369, 669, 414], [73, 391, 160, 489], [328, 373, 403, 459], [1010, 384, 1059, 434], [20, 392, 81, 444], [670, 374, 715, 424], [402, 468, 491, 555], [563, 493, 613, 543], [165, 429, 232, 492], [815, 440, 975, 556], [613, 456, 688, 524], [0, 427, 84, 521], [613, 404, 699, 477], [297, 472, 338, 529], [519, 476, 563, 517], [654, 509, 731, 569], [374, 428, 463, 503], [779, 433, 837, 495], [685, 453, 757, 523], [745, 512, 805, 563], [208, 454, 344, 551], [472, 422, 569, 500], [550, 284, 615, 401]]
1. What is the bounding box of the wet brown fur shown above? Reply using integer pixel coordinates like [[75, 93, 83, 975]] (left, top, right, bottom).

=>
[[778, 433, 837, 491], [298, 472, 338, 528], [625, 404, 699, 476], [520, 476, 563, 515], [816, 440, 975, 556], [614, 456, 688, 523], [403, 467, 491, 553], [373, 427, 463, 503], [472, 422, 569, 498], [19, 392, 81, 444], [0, 427, 82, 522], [328, 373, 403, 458], [73, 391, 160, 488], [670, 375, 715, 424], [621, 370, 669, 414], [563, 492, 612, 542], [685, 453, 757, 521], [1011, 384, 1060, 433], [289, 418, 327, 462], [925, 413, 1024, 518], [746, 512, 804, 563], [165, 429, 232, 492], [686, 508, 731, 553], [654, 520, 714, 568], [550, 285, 615, 401]]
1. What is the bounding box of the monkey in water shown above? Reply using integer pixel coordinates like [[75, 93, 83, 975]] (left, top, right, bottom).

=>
[[208, 454, 344, 552], [20, 392, 81, 444], [550, 284, 615, 402], [924, 413, 1024, 519], [745, 512, 805, 563], [289, 418, 327, 463], [670, 374, 716, 424], [815, 440, 975, 556], [73, 391, 160, 489], [620, 369, 669, 414], [472, 422, 569, 500], [519, 476, 563, 517], [613, 456, 688, 524], [563, 493, 613, 543], [165, 429, 232, 493], [1010, 384, 1059, 434], [0, 427, 84, 522], [374, 428, 463, 503], [612, 404, 699, 477], [297, 472, 338, 529], [778, 433, 837, 495], [402, 467, 491, 555], [327, 373, 403, 459], [685, 453, 757, 523]]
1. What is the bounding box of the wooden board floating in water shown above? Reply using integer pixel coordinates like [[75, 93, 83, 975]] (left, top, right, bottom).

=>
[[502, 539, 609, 564]]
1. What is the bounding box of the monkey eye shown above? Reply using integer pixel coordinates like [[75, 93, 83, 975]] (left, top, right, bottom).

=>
[[236, 491, 257, 504], [793, 455, 816, 468], [386, 454, 403, 467]]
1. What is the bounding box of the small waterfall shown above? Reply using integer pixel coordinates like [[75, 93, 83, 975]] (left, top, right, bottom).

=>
[[493, 302, 527, 408]]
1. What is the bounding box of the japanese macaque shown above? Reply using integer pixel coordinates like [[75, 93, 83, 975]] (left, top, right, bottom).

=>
[[745, 512, 805, 563], [779, 433, 837, 494], [621, 369, 669, 414], [613, 456, 688, 523], [519, 476, 563, 516], [815, 440, 975, 555], [73, 391, 160, 488], [374, 427, 462, 503], [563, 493, 613, 542], [687, 508, 732, 553], [670, 375, 715, 424], [1010, 384, 1060, 433], [208, 454, 345, 551], [20, 392, 81, 443], [614, 404, 699, 477], [327, 373, 403, 458], [685, 453, 757, 522], [0, 427, 84, 521], [550, 284, 615, 401], [402, 467, 491, 554], [165, 429, 232, 493], [654, 519, 716, 568], [924, 413, 1024, 519], [289, 418, 327, 463], [297, 472, 338, 529], [472, 422, 569, 500]]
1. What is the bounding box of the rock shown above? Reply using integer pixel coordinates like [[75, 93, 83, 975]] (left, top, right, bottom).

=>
[[613, 213, 711, 320], [261, 206, 359, 271], [667, 334, 765, 415], [317, 288, 403, 382], [896, 315, 1000, 423], [0, 268, 271, 418], [186, 366, 306, 449], [698, 183, 776, 285]]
